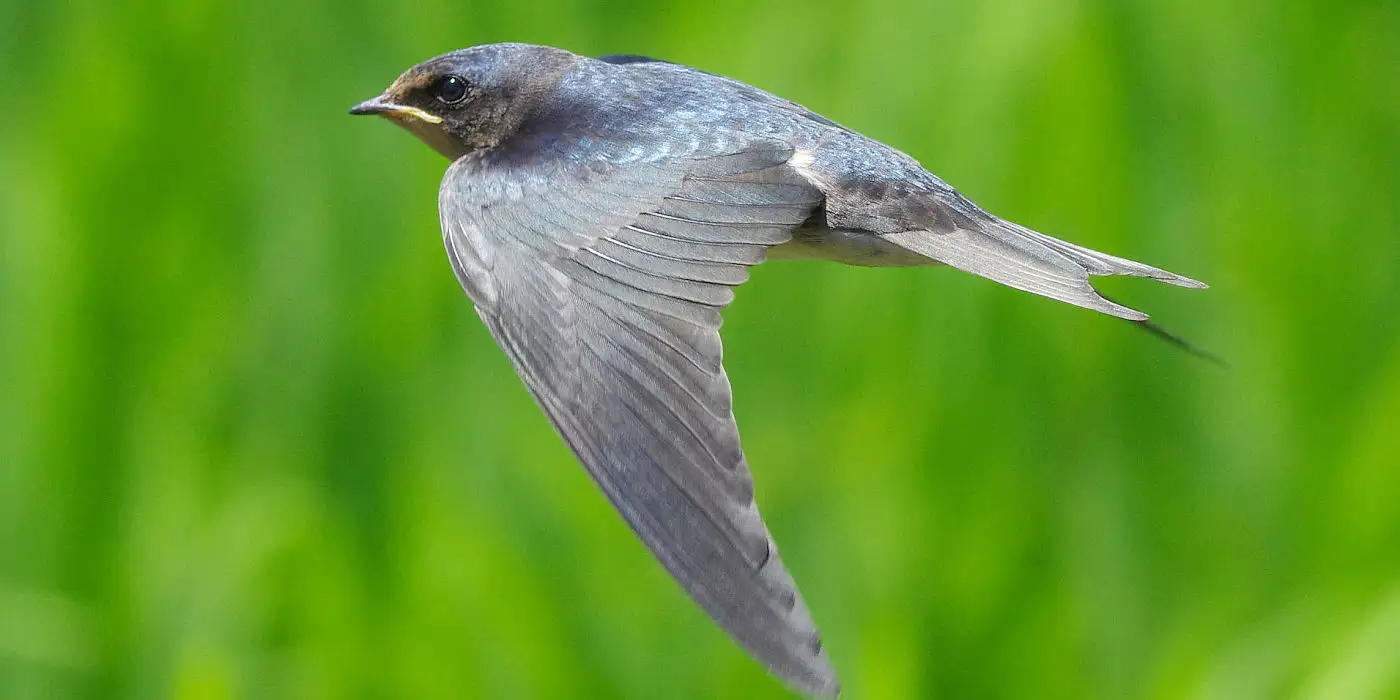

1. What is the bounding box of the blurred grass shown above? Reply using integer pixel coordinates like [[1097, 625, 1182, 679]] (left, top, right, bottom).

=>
[[2, 0, 1399, 698]]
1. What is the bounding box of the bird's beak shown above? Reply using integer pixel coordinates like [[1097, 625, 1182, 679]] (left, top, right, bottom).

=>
[[348, 95, 443, 124]]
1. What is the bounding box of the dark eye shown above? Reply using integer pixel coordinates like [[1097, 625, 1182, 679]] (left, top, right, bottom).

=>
[[435, 75, 468, 105]]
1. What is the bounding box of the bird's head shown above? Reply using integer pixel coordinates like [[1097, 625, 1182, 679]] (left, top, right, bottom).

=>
[[350, 44, 574, 160]]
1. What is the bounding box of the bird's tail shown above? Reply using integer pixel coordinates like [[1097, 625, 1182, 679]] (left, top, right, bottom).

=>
[[881, 219, 1206, 321]]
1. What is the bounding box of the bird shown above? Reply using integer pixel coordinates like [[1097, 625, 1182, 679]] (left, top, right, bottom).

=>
[[350, 42, 1207, 698]]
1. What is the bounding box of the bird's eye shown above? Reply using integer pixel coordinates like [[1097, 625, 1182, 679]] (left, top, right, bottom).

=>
[[435, 75, 468, 105]]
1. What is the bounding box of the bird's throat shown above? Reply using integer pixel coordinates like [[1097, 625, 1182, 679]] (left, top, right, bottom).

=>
[[386, 113, 461, 160]]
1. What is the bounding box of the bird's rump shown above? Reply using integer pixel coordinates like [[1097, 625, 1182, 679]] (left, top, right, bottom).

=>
[[439, 137, 840, 697]]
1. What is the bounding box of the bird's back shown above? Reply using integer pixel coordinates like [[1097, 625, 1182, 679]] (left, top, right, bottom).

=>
[[522, 54, 848, 161]]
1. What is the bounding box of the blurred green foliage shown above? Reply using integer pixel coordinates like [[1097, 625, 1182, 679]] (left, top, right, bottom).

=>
[[2, 0, 1399, 698]]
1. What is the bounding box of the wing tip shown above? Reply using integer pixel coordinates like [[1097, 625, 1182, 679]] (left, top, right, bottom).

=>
[[763, 604, 842, 698], [780, 661, 841, 699], [807, 677, 843, 699]]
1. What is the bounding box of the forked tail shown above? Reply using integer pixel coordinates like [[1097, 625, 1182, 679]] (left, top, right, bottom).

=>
[[882, 218, 1207, 321]]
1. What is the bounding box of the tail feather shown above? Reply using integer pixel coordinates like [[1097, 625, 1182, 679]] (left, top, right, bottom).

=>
[[1000, 221, 1207, 290], [1134, 317, 1228, 367], [882, 219, 1206, 321]]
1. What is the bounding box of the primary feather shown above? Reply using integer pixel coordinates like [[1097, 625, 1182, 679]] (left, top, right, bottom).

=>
[[440, 137, 839, 697]]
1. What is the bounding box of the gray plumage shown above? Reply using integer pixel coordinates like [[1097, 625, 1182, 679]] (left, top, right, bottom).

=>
[[351, 42, 1206, 698]]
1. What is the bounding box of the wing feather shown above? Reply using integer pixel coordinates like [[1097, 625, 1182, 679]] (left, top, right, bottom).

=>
[[439, 138, 840, 697]]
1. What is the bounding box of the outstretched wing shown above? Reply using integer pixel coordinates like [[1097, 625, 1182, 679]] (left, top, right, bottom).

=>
[[439, 139, 838, 696]]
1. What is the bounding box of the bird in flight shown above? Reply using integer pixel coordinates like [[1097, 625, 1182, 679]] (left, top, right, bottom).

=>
[[351, 43, 1206, 697]]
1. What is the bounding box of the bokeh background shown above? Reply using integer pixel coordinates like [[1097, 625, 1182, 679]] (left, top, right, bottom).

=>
[[3, 0, 1399, 697]]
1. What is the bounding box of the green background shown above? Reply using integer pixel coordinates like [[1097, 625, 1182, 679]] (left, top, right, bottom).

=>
[[3, 0, 1398, 697]]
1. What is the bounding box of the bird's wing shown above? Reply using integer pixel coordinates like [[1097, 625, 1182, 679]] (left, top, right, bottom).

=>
[[439, 140, 839, 697]]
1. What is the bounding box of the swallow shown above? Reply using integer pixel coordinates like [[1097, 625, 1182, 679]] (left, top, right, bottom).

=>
[[351, 42, 1207, 697]]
